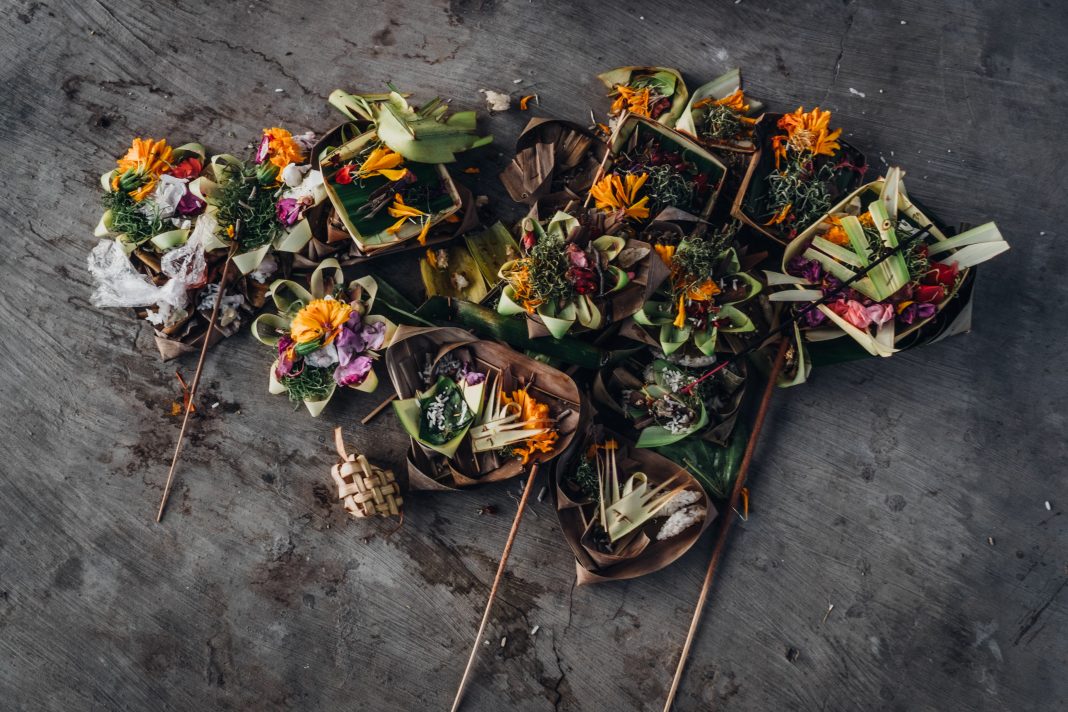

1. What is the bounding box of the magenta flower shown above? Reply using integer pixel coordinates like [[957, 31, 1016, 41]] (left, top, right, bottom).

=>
[[334, 355, 373, 387], [176, 191, 205, 217], [276, 197, 302, 227], [275, 336, 300, 378], [255, 134, 270, 164]]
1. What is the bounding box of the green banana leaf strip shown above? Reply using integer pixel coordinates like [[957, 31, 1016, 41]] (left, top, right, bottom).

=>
[[656, 421, 749, 499]]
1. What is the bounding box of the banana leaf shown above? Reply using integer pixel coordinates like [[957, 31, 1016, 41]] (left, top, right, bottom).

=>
[[597, 66, 689, 127], [420, 245, 488, 302], [463, 223, 521, 286]]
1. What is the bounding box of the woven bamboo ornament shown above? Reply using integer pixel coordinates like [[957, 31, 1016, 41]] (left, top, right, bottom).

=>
[[331, 427, 403, 518]]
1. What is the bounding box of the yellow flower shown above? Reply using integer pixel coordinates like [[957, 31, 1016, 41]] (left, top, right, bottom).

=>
[[609, 84, 651, 118], [386, 194, 432, 245], [262, 127, 305, 171], [590, 173, 650, 220], [113, 138, 175, 201], [694, 88, 752, 115], [685, 279, 721, 301], [672, 295, 687, 329], [501, 388, 558, 464], [765, 202, 792, 226], [289, 299, 352, 346], [501, 261, 543, 313], [773, 107, 841, 167], [653, 243, 676, 265], [358, 145, 408, 181]]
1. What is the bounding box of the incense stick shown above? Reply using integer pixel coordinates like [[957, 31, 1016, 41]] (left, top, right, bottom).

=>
[[661, 338, 789, 711], [361, 392, 397, 425], [155, 246, 236, 523], [450, 462, 540, 712]]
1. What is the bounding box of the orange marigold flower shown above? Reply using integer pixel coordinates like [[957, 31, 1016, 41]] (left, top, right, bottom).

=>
[[609, 84, 651, 117], [113, 137, 175, 201], [289, 298, 352, 346], [262, 127, 305, 172], [590, 173, 650, 220], [501, 262, 543, 313], [519, 94, 536, 110], [501, 387, 558, 464], [774, 107, 841, 167]]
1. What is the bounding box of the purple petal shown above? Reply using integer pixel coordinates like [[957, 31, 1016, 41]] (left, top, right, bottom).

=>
[[359, 320, 387, 351], [276, 336, 299, 377], [335, 326, 366, 365], [916, 303, 937, 320], [898, 304, 916, 325], [334, 355, 373, 387], [464, 371, 486, 385], [276, 197, 301, 227]]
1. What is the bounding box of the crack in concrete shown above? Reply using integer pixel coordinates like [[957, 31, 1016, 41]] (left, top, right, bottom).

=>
[[194, 36, 316, 99], [832, 1, 859, 86]]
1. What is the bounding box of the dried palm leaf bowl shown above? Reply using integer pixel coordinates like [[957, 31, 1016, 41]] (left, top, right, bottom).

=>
[[732, 112, 867, 247], [129, 248, 266, 360], [500, 117, 610, 213], [555, 426, 715, 584], [772, 170, 1007, 362], [606, 114, 729, 226], [385, 326, 581, 492], [310, 123, 466, 263], [593, 352, 748, 447]]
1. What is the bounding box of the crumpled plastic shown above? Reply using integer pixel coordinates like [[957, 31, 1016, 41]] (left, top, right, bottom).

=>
[[88, 234, 208, 328]]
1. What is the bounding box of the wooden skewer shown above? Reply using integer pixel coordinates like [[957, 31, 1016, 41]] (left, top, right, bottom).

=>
[[361, 392, 397, 424], [661, 338, 790, 711], [450, 462, 541, 712], [155, 246, 236, 523]]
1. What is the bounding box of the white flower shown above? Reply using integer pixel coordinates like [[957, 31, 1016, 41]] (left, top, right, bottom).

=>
[[144, 174, 189, 220], [281, 162, 310, 188], [452, 273, 470, 290], [305, 343, 340, 367]]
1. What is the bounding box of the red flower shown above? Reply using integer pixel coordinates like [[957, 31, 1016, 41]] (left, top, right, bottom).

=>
[[521, 229, 536, 251], [914, 285, 945, 304], [168, 156, 202, 180], [334, 163, 356, 185], [926, 262, 958, 287]]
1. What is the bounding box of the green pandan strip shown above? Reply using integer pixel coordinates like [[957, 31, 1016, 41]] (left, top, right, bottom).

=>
[[537, 302, 578, 339], [636, 401, 708, 448]]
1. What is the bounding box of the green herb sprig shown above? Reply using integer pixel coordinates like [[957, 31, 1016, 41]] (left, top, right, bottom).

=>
[[281, 366, 335, 404], [102, 190, 166, 247], [214, 166, 283, 251]]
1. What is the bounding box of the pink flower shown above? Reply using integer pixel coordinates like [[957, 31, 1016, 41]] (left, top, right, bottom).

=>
[[829, 299, 873, 329]]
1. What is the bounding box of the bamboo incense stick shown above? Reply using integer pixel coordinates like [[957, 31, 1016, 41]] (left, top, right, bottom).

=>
[[155, 246, 236, 523], [450, 462, 541, 712], [361, 392, 397, 425], [661, 338, 790, 711]]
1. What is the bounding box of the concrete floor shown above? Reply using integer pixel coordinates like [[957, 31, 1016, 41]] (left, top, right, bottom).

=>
[[0, 1, 1065, 710]]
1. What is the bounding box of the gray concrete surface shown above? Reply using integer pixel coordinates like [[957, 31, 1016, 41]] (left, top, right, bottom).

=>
[[0, 1, 1064, 710]]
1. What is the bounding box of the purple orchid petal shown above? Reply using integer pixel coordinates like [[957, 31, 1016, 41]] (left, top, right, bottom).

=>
[[335, 326, 366, 366], [334, 355, 373, 387], [464, 371, 486, 385], [359, 320, 387, 351], [916, 303, 937, 320], [898, 304, 917, 325]]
